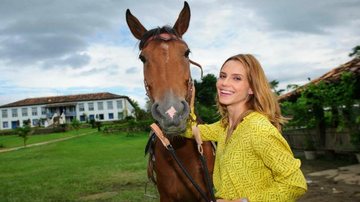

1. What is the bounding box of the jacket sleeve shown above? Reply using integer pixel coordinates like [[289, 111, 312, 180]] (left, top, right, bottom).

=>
[[250, 123, 307, 201], [183, 110, 224, 142]]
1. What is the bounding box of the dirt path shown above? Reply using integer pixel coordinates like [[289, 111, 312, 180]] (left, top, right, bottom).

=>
[[0, 131, 95, 153], [300, 162, 360, 201]]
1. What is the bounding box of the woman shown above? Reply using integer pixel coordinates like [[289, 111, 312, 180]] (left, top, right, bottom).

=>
[[186, 54, 307, 201]]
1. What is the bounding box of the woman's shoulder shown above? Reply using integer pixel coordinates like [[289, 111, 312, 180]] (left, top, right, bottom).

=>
[[243, 111, 278, 132], [244, 111, 269, 123]]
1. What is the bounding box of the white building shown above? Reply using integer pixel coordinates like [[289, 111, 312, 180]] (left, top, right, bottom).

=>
[[0, 92, 135, 130]]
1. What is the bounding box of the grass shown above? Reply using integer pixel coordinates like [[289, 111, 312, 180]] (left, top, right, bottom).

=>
[[0, 130, 156, 202], [0, 128, 93, 149], [1, 129, 356, 202]]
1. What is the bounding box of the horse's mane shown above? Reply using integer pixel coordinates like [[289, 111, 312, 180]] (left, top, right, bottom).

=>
[[139, 26, 180, 50]]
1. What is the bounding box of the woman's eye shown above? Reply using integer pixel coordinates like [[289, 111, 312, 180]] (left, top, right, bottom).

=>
[[234, 77, 241, 81], [184, 49, 191, 58], [219, 75, 226, 79], [139, 55, 146, 63]]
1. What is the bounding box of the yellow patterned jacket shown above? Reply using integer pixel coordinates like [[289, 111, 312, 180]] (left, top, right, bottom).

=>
[[186, 111, 307, 201]]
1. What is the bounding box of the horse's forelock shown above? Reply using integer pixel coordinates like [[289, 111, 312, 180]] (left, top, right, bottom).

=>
[[139, 26, 180, 50]]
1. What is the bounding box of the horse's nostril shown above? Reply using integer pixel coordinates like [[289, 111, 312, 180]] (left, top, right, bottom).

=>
[[151, 102, 162, 120], [181, 100, 190, 116]]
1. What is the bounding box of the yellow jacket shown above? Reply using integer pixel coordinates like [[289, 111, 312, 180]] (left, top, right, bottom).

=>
[[186, 111, 307, 201]]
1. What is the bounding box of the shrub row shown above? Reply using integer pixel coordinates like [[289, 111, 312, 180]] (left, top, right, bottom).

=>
[[103, 120, 153, 133]]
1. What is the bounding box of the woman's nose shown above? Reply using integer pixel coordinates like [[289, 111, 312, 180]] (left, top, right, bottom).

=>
[[221, 78, 230, 86]]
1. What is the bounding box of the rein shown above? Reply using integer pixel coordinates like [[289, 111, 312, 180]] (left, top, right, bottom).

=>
[[150, 123, 215, 202]]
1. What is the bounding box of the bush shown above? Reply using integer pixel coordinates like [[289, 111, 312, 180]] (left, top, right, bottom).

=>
[[102, 119, 153, 134], [71, 118, 81, 131], [0, 129, 18, 136]]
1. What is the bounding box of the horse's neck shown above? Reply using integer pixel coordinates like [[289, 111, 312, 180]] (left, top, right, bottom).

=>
[[169, 136, 191, 149]]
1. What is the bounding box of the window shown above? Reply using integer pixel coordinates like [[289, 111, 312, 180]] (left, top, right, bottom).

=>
[[108, 113, 114, 119], [97, 102, 103, 110], [41, 107, 46, 115], [22, 108, 28, 117], [69, 106, 75, 112], [98, 114, 104, 120], [88, 103, 94, 111], [12, 109, 18, 118], [79, 103, 85, 112], [89, 114, 95, 120], [31, 107, 38, 116], [2, 109, 8, 118], [117, 100, 123, 109], [2, 122, 8, 128], [107, 101, 113, 110], [32, 119, 39, 126], [80, 115, 86, 122]]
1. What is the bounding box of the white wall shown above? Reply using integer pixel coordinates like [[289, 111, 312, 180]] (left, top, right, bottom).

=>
[[0, 97, 135, 130], [0, 105, 46, 130], [76, 98, 135, 122]]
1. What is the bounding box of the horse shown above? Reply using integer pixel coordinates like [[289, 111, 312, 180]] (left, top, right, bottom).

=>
[[126, 2, 215, 202]]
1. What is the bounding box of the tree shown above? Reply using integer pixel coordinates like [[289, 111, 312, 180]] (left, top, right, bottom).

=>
[[16, 123, 32, 147], [286, 84, 299, 91], [194, 74, 219, 123], [349, 45, 360, 58], [281, 72, 358, 149], [71, 118, 81, 132], [194, 74, 217, 106], [270, 80, 285, 95], [131, 99, 152, 121]]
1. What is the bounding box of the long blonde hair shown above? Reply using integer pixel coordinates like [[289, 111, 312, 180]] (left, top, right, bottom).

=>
[[216, 54, 286, 131]]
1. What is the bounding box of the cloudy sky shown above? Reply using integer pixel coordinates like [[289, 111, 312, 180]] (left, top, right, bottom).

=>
[[0, 0, 359, 108]]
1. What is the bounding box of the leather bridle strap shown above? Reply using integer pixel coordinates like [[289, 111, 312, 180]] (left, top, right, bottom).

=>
[[150, 123, 213, 202], [192, 126, 216, 202], [150, 123, 170, 147], [190, 59, 203, 79]]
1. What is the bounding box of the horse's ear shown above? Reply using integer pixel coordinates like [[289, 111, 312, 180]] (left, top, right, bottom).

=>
[[173, 1, 190, 37], [126, 9, 147, 40]]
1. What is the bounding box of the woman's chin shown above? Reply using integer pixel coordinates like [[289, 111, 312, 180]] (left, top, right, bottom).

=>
[[218, 98, 232, 106]]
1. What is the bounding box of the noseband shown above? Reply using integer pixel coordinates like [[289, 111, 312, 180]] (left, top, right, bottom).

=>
[[140, 32, 203, 104]]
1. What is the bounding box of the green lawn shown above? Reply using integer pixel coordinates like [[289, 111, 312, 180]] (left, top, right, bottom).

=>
[[0, 131, 157, 201], [0, 128, 93, 149]]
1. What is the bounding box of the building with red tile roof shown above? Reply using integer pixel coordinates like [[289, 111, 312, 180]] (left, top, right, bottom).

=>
[[0, 92, 135, 129]]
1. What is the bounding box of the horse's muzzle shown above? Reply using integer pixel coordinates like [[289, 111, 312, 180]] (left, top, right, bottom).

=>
[[151, 99, 190, 137]]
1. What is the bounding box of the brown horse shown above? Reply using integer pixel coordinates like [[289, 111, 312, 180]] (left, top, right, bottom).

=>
[[126, 2, 215, 202]]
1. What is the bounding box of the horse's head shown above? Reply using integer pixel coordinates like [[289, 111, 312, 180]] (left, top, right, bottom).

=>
[[126, 2, 193, 137]]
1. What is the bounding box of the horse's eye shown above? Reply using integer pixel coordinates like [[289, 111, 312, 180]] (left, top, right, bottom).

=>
[[139, 55, 146, 63], [184, 49, 191, 58]]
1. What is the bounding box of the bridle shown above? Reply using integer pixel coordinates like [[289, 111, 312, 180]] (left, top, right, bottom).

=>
[[140, 32, 203, 103]]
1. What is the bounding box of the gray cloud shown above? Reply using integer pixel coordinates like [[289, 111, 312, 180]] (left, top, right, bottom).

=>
[[0, 35, 85, 65], [224, 0, 360, 34], [42, 53, 91, 69], [76, 64, 119, 76], [0, 0, 127, 68], [266, 62, 335, 86], [125, 66, 140, 74], [0, 0, 359, 108]]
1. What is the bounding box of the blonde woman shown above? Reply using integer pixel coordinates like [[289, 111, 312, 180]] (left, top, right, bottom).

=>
[[186, 54, 307, 202]]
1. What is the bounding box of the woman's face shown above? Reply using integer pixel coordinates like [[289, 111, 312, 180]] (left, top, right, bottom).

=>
[[216, 60, 253, 108]]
